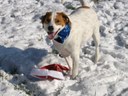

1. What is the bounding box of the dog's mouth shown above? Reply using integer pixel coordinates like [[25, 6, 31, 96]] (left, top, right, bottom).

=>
[[47, 28, 60, 40]]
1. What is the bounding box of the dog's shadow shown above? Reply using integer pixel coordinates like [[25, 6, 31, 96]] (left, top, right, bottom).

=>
[[0, 45, 48, 80]]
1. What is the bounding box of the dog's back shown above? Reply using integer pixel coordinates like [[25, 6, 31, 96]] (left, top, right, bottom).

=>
[[69, 7, 100, 45]]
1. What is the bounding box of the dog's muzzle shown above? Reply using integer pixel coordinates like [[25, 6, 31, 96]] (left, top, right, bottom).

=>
[[47, 29, 60, 40]]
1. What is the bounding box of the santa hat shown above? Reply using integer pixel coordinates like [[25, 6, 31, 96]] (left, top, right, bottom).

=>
[[30, 64, 69, 80]]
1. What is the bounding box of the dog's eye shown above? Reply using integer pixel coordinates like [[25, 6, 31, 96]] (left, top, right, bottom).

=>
[[55, 20, 60, 23]]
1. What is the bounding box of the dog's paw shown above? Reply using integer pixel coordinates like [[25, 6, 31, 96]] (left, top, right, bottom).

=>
[[70, 76, 78, 80], [91, 55, 100, 64], [71, 72, 78, 79]]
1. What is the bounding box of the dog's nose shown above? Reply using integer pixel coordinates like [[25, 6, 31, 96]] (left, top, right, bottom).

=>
[[48, 26, 54, 31]]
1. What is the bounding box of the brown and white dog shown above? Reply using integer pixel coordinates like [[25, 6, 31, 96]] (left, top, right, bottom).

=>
[[40, 0, 100, 78]]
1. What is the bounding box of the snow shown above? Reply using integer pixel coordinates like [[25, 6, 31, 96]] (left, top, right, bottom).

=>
[[0, 0, 128, 96]]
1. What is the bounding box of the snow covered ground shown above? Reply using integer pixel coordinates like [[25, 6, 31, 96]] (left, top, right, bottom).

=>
[[0, 0, 128, 96]]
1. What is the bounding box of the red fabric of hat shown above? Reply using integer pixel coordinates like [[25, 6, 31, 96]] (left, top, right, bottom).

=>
[[30, 64, 69, 80]]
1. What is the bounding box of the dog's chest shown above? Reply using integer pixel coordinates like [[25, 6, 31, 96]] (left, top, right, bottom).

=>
[[53, 40, 70, 57]]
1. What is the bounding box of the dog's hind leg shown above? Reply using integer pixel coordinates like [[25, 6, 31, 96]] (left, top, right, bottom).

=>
[[92, 26, 100, 63]]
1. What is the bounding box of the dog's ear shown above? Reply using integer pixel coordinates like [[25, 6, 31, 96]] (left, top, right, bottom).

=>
[[40, 15, 45, 23], [40, 14, 46, 28], [61, 12, 71, 27], [40, 12, 51, 27]]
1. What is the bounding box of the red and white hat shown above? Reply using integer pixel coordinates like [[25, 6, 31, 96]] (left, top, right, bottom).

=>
[[30, 64, 69, 80]]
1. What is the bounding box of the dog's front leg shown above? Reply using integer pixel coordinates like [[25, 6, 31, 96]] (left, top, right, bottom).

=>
[[64, 56, 72, 75], [71, 51, 80, 79]]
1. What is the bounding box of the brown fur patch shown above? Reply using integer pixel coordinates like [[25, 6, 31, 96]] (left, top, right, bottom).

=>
[[55, 13, 67, 26], [56, 12, 71, 27], [41, 12, 52, 24]]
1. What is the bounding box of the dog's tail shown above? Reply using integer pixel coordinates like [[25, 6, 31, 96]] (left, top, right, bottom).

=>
[[79, 0, 85, 6], [79, 0, 99, 7]]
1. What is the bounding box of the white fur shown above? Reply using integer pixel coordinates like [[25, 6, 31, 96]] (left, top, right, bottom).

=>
[[51, 8, 100, 78]]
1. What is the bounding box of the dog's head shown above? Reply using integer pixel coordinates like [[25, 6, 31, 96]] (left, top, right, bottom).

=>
[[40, 12, 71, 40]]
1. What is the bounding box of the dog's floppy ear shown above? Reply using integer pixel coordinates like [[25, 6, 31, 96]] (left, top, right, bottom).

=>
[[40, 14, 46, 28], [40, 12, 51, 27], [40, 15, 45, 23], [61, 12, 71, 27]]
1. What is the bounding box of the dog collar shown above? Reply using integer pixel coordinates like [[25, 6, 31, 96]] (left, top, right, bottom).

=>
[[54, 24, 71, 44]]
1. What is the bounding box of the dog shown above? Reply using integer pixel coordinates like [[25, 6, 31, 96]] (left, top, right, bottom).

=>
[[40, 0, 100, 78]]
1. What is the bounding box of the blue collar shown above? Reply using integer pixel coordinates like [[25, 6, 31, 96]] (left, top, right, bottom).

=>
[[54, 24, 71, 44]]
